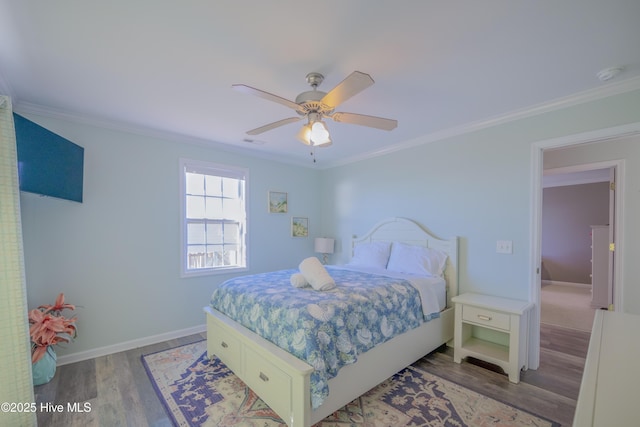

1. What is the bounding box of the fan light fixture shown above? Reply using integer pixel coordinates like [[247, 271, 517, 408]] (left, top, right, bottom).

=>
[[297, 113, 332, 147], [233, 71, 397, 156]]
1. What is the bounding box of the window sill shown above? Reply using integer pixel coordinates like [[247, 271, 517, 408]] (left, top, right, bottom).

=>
[[181, 266, 248, 279]]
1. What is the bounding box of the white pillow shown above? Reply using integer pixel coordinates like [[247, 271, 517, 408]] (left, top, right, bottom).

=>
[[348, 241, 392, 269], [386, 242, 448, 277]]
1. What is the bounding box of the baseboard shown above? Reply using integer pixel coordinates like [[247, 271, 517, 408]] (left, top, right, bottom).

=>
[[542, 280, 591, 289], [56, 323, 207, 366]]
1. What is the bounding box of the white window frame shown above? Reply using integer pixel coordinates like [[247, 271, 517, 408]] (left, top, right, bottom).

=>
[[180, 158, 249, 277]]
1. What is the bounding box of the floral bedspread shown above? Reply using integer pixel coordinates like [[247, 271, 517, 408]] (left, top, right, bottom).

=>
[[209, 266, 438, 409]]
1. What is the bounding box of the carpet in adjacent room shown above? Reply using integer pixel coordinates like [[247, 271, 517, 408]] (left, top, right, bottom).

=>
[[541, 283, 596, 332]]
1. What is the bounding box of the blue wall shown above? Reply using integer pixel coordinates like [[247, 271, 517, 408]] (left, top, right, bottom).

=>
[[321, 90, 640, 304], [19, 88, 640, 362], [20, 114, 321, 359]]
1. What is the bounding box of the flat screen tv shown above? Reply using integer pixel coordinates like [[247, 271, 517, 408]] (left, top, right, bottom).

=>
[[14, 113, 84, 203]]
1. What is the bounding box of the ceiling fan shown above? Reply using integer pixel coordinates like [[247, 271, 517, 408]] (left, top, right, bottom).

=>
[[233, 71, 397, 147]]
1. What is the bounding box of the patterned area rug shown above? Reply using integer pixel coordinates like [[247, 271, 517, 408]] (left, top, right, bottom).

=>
[[142, 340, 558, 427]]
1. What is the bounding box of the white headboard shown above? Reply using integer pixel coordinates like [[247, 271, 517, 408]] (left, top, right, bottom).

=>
[[352, 217, 459, 308]]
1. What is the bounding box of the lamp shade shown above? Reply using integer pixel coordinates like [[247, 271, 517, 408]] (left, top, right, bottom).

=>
[[314, 237, 335, 254]]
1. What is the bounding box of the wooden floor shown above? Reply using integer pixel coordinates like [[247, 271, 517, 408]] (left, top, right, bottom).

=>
[[34, 323, 589, 426]]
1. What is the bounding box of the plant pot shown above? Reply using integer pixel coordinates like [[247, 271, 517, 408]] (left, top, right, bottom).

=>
[[32, 346, 57, 386]]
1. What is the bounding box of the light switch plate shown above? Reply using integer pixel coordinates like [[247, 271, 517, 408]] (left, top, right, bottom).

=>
[[496, 240, 513, 254]]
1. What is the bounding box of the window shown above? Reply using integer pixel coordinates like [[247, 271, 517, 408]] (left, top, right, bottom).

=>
[[180, 159, 248, 277]]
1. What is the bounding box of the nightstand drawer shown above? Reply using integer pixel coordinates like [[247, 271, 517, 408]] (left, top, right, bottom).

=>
[[462, 305, 510, 331]]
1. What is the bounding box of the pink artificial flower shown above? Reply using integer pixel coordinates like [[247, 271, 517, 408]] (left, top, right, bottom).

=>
[[29, 293, 77, 363]]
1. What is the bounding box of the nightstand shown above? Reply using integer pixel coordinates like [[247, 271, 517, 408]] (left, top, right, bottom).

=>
[[451, 293, 533, 383]]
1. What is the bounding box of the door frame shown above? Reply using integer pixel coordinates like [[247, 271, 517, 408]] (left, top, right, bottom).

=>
[[528, 122, 640, 369]]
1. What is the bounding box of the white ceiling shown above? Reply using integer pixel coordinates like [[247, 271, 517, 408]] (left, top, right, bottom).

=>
[[1, 1, 639, 168]]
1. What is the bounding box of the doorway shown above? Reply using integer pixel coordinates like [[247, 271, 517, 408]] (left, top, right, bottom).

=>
[[528, 123, 639, 369], [540, 165, 614, 332]]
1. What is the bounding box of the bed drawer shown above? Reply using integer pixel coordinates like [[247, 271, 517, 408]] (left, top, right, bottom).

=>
[[210, 324, 242, 374], [244, 345, 292, 420], [462, 305, 510, 331]]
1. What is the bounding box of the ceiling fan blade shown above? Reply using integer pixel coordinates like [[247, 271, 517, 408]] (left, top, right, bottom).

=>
[[246, 117, 302, 135], [321, 71, 374, 108], [330, 112, 398, 131], [232, 84, 300, 111]]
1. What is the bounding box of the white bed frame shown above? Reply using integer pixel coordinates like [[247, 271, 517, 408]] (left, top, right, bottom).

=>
[[204, 217, 458, 427]]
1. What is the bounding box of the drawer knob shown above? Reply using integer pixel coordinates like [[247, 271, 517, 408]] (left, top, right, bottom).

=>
[[221, 341, 228, 348], [259, 372, 269, 382], [477, 314, 492, 321]]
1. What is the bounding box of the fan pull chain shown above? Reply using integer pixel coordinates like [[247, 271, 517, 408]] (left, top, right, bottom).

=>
[[310, 147, 316, 163]]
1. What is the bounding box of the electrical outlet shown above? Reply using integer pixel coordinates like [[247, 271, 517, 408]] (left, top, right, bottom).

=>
[[496, 240, 513, 254]]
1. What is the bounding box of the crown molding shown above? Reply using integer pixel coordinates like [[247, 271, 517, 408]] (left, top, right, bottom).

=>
[[13, 102, 317, 169], [322, 75, 640, 169], [12, 75, 640, 171]]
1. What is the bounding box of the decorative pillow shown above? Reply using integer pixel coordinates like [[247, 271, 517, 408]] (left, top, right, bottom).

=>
[[299, 257, 336, 291], [386, 242, 448, 277], [348, 241, 392, 269], [290, 273, 309, 288]]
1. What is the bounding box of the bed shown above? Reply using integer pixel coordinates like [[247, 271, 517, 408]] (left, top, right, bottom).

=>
[[204, 217, 458, 427]]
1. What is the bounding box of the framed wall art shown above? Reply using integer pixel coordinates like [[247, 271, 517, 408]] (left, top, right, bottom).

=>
[[291, 217, 309, 238], [268, 191, 287, 213]]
